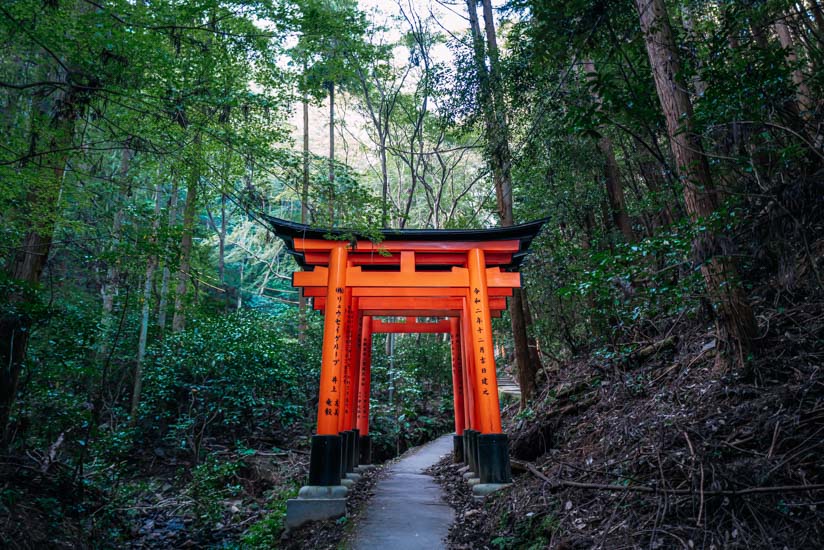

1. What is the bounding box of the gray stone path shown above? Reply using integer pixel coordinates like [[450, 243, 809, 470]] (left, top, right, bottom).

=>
[[349, 434, 455, 550]]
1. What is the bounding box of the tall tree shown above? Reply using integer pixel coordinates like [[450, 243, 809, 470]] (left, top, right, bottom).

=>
[[583, 60, 635, 242], [635, 0, 758, 367], [465, 0, 542, 404]]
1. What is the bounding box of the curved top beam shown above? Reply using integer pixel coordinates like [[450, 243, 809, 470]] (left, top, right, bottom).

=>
[[262, 215, 548, 270]]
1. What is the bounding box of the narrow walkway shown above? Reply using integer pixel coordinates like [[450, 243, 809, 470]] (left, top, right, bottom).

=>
[[350, 434, 454, 550]]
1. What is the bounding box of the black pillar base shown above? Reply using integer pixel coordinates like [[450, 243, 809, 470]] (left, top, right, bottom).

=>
[[359, 434, 372, 465], [463, 430, 471, 466], [339, 431, 351, 476], [351, 429, 360, 468], [308, 434, 342, 486], [453, 434, 464, 463], [466, 430, 478, 473], [478, 433, 512, 484]]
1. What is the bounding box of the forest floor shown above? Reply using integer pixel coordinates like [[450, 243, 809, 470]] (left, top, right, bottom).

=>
[[431, 294, 824, 549]]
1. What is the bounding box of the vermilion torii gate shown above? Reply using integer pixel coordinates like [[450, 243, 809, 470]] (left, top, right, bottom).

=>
[[266, 217, 545, 510]]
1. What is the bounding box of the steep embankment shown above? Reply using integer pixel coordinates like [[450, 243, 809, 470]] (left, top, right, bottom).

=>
[[434, 296, 824, 548]]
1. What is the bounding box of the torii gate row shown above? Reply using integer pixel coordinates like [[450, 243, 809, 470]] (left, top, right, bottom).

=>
[[311, 297, 510, 477], [340, 312, 508, 481], [298, 277, 512, 485], [265, 217, 547, 497]]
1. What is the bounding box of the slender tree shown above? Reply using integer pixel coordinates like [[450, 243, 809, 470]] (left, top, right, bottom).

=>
[[635, 0, 758, 367]]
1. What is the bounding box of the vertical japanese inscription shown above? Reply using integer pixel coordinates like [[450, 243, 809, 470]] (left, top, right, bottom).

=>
[[342, 295, 354, 424], [316, 245, 348, 435], [324, 286, 344, 419], [467, 247, 503, 433]]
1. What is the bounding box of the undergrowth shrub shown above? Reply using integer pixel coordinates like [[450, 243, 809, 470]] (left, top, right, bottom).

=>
[[138, 310, 321, 459]]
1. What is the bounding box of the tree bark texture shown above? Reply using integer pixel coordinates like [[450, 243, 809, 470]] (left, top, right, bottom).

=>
[[774, 18, 814, 118], [0, 67, 78, 441], [583, 60, 635, 242], [157, 181, 178, 333], [132, 183, 163, 419], [636, 0, 758, 367], [328, 82, 335, 225], [469, 0, 542, 403], [172, 138, 200, 333], [299, 94, 309, 341]]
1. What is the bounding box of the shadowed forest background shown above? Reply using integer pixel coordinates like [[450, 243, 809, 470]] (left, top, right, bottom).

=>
[[1, 0, 822, 547]]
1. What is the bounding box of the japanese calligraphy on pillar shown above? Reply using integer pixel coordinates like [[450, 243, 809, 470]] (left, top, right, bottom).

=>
[[342, 294, 354, 422], [323, 286, 345, 419], [472, 287, 492, 397], [358, 322, 369, 415]]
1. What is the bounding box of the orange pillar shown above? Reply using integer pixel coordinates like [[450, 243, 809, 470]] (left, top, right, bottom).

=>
[[356, 316, 372, 434], [461, 300, 479, 430], [347, 306, 363, 431], [450, 316, 466, 463], [467, 248, 503, 434], [356, 316, 373, 464], [316, 245, 348, 435], [449, 317, 465, 435], [338, 287, 353, 433]]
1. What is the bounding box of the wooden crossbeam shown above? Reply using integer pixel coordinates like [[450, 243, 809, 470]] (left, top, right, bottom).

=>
[[294, 266, 520, 289], [302, 287, 512, 298], [303, 251, 515, 266], [371, 319, 451, 333]]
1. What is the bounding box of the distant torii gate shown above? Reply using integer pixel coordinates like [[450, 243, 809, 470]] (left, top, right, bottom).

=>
[[266, 217, 545, 517]]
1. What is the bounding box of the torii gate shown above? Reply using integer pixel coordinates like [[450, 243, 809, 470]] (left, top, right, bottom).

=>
[[266, 217, 545, 525]]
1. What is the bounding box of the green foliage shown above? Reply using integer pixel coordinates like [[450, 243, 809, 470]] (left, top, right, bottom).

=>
[[187, 455, 243, 527], [239, 484, 299, 547], [139, 310, 322, 459]]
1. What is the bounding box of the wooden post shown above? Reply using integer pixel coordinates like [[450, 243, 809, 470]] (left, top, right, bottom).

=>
[[467, 248, 503, 433], [317, 245, 348, 435], [449, 317, 466, 435], [357, 316, 373, 464], [307, 243, 348, 487], [450, 317, 466, 462]]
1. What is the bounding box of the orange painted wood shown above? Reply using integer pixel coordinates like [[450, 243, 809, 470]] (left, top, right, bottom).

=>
[[312, 296, 507, 311], [467, 249, 503, 434], [345, 266, 470, 288], [293, 266, 328, 287], [460, 301, 478, 430], [449, 318, 465, 435], [356, 316, 372, 435], [296, 266, 520, 289], [303, 286, 513, 298], [338, 288, 355, 433], [371, 320, 451, 333], [485, 267, 521, 288], [316, 247, 348, 435], [344, 301, 362, 431], [303, 251, 515, 266]]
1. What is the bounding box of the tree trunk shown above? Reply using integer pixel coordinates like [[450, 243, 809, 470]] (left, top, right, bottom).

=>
[[97, 145, 132, 364], [681, 5, 708, 97], [583, 60, 635, 242], [218, 193, 228, 310], [636, 0, 758, 368], [132, 183, 162, 420], [157, 181, 178, 333], [299, 94, 310, 342], [471, 0, 542, 403], [774, 18, 814, 118], [0, 68, 77, 441], [172, 138, 201, 333], [328, 82, 335, 225], [380, 132, 389, 228]]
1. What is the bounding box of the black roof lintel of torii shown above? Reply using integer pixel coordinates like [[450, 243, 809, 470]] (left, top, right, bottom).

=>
[[262, 215, 548, 270]]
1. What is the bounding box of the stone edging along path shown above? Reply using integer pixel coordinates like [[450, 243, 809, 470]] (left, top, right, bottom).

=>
[[348, 435, 455, 549]]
